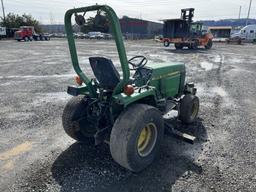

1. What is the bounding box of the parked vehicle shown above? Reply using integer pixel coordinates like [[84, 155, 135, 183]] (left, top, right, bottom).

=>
[[73, 33, 79, 39], [14, 26, 50, 41], [33, 33, 51, 41], [103, 33, 113, 39], [226, 36, 242, 45], [231, 25, 256, 41], [0, 27, 6, 39], [88, 31, 104, 39], [154, 35, 163, 42], [73, 33, 81, 39], [14, 26, 32, 41], [73, 32, 90, 39], [83, 33, 90, 39], [52, 33, 66, 38], [162, 8, 213, 50]]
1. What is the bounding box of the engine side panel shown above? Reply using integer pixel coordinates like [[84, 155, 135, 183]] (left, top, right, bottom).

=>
[[148, 62, 185, 98]]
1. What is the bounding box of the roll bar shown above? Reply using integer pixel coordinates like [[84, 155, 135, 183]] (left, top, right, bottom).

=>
[[64, 5, 130, 96]]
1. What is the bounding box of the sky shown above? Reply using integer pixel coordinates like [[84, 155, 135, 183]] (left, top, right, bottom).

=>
[[1, 0, 256, 24]]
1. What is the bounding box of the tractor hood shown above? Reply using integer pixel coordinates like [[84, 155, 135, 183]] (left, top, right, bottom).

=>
[[147, 62, 186, 97], [147, 62, 185, 80]]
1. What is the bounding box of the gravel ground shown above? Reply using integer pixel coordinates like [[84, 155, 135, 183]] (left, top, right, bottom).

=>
[[0, 39, 255, 192]]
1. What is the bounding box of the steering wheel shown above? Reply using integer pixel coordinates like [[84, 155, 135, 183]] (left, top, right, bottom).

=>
[[128, 56, 148, 70]]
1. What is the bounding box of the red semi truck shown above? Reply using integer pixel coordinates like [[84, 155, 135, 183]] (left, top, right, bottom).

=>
[[14, 26, 50, 41]]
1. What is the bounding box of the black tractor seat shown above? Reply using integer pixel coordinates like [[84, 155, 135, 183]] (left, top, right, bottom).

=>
[[89, 57, 120, 90]]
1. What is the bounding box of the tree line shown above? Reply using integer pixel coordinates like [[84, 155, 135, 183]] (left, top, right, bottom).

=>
[[0, 12, 110, 34], [0, 13, 41, 32]]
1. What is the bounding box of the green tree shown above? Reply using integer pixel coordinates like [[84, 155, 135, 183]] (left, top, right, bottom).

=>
[[0, 13, 41, 32]]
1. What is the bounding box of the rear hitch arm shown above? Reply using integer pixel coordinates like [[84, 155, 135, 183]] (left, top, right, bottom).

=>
[[165, 122, 196, 144]]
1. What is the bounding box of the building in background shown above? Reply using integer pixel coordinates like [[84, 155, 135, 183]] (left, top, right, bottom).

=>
[[40, 24, 65, 33], [119, 16, 163, 39], [40, 17, 163, 39], [208, 26, 232, 41]]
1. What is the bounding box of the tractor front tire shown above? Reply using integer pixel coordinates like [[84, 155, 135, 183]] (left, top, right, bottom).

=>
[[205, 39, 213, 49], [110, 104, 164, 172], [62, 96, 95, 144], [179, 94, 199, 124]]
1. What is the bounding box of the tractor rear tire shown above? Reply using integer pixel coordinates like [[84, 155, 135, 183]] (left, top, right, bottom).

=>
[[175, 43, 183, 50], [110, 104, 164, 172], [62, 96, 95, 144], [205, 39, 213, 49], [163, 40, 170, 47], [179, 94, 199, 124]]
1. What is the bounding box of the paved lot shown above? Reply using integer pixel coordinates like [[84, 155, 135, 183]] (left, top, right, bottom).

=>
[[0, 39, 256, 192]]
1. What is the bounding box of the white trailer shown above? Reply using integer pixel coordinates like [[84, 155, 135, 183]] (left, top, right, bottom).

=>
[[231, 25, 256, 40], [0, 27, 6, 37]]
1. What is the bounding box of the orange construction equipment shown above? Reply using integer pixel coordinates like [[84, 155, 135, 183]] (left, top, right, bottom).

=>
[[162, 8, 213, 50]]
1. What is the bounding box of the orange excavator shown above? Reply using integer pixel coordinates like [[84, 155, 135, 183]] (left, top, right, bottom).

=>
[[162, 8, 213, 50]]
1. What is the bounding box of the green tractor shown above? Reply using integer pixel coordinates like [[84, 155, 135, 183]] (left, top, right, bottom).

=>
[[62, 5, 199, 172]]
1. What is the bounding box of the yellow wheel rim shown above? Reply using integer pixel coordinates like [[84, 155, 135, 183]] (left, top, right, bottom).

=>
[[137, 123, 157, 157]]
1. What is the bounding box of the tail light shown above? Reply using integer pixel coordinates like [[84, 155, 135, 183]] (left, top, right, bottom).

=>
[[124, 85, 134, 96], [75, 75, 83, 85]]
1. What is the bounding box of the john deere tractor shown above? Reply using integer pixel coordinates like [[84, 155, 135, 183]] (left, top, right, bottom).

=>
[[62, 5, 199, 172]]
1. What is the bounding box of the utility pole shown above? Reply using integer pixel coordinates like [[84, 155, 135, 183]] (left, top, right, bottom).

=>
[[246, 0, 252, 25], [49, 12, 55, 25], [1, 0, 6, 24], [238, 6, 242, 19]]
